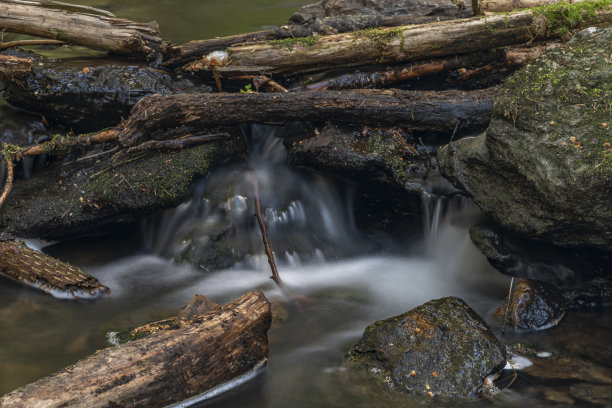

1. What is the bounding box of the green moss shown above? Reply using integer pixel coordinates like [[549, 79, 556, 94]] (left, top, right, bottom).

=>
[[495, 28, 611, 178], [532, 0, 612, 38], [354, 27, 405, 57], [269, 36, 318, 51], [2, 143, 23, 162]]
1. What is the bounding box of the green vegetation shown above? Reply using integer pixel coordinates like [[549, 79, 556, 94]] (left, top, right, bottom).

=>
[[2, 143, 23, 162], [354, 27, 405, 59], [532, 0, 612, 38], [269, 36, 318, 51]]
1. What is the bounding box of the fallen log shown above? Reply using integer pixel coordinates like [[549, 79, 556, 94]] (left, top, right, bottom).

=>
[[118, 88, 495, 147], [0, 0, 163, 60], [0, 237, 109, 299], [186, 2, 611, 76], [474, 0, 590, 14], [0, 291, 271, 408]]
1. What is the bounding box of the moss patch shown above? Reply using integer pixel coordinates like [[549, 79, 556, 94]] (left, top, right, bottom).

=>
[[269, 36, 318, 51], [354, 27, 405, 60], [533, 0, 612, 38], [495, 28, 612, 178]]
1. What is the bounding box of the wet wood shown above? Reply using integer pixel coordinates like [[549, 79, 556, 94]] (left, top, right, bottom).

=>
[[0, 239, 109, 298], [0, 291, 271, 408], [191, 7, 611, 75], [118, 88, 495, 147], [0, 0, 163, 59], [0, 55, 32, 86]]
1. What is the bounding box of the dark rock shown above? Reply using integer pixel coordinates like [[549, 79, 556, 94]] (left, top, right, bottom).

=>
[[0, 132, 246, 240], [2, 61, 175, 132], [347, 297, 506, 397], [438, 27, 612, 250], [469, 224, 612, 284], [563, 278, 612, 309], [286, 123, 458, 196], [569, 383, 612, 406], [495, 279, 565, 330], [283, 0, 472, 37]]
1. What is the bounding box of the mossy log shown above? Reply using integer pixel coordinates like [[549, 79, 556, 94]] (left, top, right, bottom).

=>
[[0, 291, 271, 408], [186, 4, 611, 75], [474, 0, 590, 14], [0, 0, 163, 60], [0, 239, 109, 299], [118, 88, 494, 147]]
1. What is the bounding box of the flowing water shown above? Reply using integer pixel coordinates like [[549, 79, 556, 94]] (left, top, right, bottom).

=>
[[1, 1, 611, 406]]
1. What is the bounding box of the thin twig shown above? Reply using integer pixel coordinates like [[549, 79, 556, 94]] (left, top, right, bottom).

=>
[[502, 276, 515, 334], [0, 159, 15, 209], [0, 39, 66, 50]]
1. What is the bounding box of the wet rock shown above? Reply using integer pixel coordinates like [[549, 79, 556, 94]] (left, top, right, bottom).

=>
[[494, 279, 565, 330], [563, 278, 612, 309], [347, 297, 506, 397], [286, 124, 457, 196], [283, 0, 472, 37], [0, 132, 246, 240], [1, 61, 175, 132], [569, 383, 612, 406], [438, 27, 612, 251], [469, 224, 612, 284]]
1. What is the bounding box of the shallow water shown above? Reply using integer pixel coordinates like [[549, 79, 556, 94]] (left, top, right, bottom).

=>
[[1, 1, 611, 407]]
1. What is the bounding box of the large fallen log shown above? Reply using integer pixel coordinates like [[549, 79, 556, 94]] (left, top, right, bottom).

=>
[[0, 0, 163, 60], [0, 237, 109, 299], [186, 2, 611, 75], [0, 291, 271, 408], [117, 88, 495, 147], [473, 0, 590, 14]]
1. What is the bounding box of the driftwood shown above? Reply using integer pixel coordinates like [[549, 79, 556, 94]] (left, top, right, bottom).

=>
[[118, 88, 494, 147], [0, 238, 109, 298], [0, 291, 271, 408], [185, 5, 611, 76], [0, 0, 163, 60]]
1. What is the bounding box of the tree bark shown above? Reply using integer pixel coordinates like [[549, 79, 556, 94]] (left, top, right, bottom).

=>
[[0, 55, 32, 86], [0, 291, 271, 408], [118, 88, 494, 147], [189, 6, 610, 75], [0, 0, 163, 60], [0, 239, 109, 299]]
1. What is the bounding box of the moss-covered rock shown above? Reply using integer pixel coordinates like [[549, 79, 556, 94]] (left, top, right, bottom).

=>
[[439, 27, 612, 250], [0, 133, 246, 239], [346, 297, 506, 397]]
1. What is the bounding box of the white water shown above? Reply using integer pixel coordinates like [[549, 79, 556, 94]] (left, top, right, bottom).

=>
[[0, 126, 511, 406]]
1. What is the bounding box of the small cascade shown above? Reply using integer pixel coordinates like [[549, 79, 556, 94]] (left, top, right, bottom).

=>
[[142, 125, 368, 268]]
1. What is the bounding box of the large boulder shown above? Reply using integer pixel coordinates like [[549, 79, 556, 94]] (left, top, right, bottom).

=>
[[438, 28, 612, 250], [346, 297, 506, 397]]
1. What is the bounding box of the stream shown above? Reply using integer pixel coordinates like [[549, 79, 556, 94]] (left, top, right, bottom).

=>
[[0, 1, 611, 407]]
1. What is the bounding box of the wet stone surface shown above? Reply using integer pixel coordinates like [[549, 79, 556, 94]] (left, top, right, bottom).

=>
[[346, 296, 506, 397]]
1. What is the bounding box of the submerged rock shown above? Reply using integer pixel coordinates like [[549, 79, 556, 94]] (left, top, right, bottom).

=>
[[439, 27, 612, 250], [494, 279, 565, 330], [0, 132, 246, 239], [347, 297, 506, 397], [1, 61, 175, 132], [469, 224, 612, 284]]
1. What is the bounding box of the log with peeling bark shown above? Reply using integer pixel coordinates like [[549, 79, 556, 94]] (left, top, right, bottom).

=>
[[0, 238, 109, 299], [117, 88, 494, 147], [185, 5, 611, 76], [0, 0, 163, 60], [0, 291, 271, 408]]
